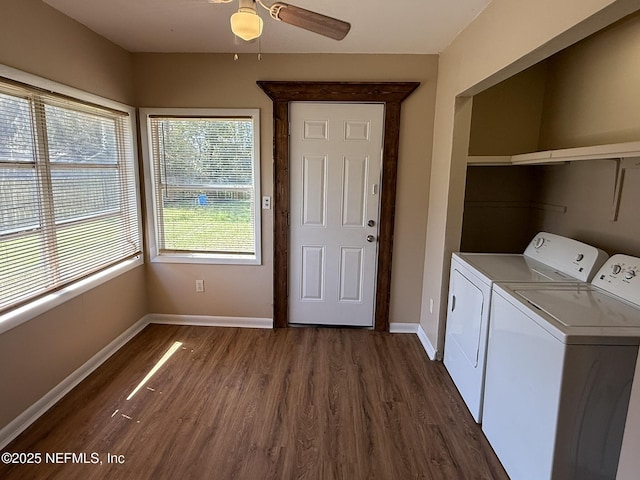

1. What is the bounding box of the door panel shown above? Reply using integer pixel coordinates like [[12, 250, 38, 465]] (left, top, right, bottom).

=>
[[341, 156, 367, 227], [289, 102, 384, 326], [339, 247, 364, 302], [302, 155, 327, 226], [448, 268, 485, 367], [301, 246, 324, 301]]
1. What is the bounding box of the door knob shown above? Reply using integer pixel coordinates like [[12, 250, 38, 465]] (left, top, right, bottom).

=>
[[366, 235, 376, 243]]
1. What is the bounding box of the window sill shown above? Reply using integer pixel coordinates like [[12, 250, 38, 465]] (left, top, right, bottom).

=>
[[150, 252, 261, 266], [0, 256, 143, 336]]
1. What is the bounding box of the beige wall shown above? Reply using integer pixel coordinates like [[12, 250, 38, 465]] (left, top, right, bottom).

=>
[[0, 0, 145, 433], [468, 62, 548, 156], [539, 11, 640, 150], [0, 0, 134, 104], [420, 0, 639, 357], [466, 10, 640, 158], [461, 166, 540, 253], [134, 53, 438, 324], [532, 160, 640, 257]]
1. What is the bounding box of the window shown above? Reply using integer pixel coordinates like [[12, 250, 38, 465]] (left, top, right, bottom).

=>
[[0, 78, 141, 313], [141, 109, 261, 264]]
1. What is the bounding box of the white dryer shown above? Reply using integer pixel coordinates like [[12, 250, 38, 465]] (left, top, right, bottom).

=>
[[444, 232, 608, 423], [482, 254, 640, 480]]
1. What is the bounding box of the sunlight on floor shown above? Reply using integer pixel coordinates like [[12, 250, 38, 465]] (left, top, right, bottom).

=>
[[126, 341, 183, 401]]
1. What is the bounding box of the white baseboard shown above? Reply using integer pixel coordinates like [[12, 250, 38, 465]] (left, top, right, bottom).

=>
[[148, 314, 273, 329], [417, 324, 438, 360], [0, 315, 150, 450], [391, 323, 440, 361], [389, 322, 419, 334]]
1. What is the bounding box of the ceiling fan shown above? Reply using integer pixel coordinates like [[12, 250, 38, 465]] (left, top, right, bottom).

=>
[[208, 0, 351, 42]]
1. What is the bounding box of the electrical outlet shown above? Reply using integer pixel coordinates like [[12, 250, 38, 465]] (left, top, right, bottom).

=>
[[195, 279, 204, 293], [262, 196, 271, 210]]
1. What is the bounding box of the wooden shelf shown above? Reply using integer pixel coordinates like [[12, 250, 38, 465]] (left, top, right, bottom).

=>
[[468, 141, 640, 166], [466, 155, 512, 165], [511, 141, 640, 165]]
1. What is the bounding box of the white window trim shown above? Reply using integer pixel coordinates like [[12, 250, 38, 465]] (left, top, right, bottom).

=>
[[140, 108, 262, 265], [0, 64, 143, 334]]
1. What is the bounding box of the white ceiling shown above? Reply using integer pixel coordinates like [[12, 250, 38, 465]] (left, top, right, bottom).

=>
[[42, 0, 492, 54]]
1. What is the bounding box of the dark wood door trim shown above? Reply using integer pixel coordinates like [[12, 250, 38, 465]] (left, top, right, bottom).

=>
[[257, 81, 420, 331]]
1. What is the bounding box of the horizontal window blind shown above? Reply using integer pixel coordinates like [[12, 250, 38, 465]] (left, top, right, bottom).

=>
[[0, 80, 141, 312], [148, 116, 258, 257]]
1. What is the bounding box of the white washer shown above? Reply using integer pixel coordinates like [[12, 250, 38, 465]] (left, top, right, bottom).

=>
[[483, 254, 640, 480], [444, 232, 608, 423]]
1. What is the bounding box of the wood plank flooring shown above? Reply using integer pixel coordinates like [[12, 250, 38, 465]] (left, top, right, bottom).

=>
[[0, 325, 507, 479]]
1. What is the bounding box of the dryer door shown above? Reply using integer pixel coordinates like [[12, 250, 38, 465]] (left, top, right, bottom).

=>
[[447, 268, 485, 367]]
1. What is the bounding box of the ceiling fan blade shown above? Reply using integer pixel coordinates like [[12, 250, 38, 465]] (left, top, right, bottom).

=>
[[270, 2, 351, 40]]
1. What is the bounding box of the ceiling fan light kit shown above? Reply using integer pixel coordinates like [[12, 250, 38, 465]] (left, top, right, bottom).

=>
[[230, 0, 263, 41]]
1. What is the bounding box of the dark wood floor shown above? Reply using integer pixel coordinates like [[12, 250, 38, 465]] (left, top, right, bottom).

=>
[[0, 325, 507, 479]]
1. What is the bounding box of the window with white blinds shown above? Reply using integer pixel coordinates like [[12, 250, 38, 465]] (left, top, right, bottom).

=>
[[141, 109, 261, 264], [0, 79, 141, 313]]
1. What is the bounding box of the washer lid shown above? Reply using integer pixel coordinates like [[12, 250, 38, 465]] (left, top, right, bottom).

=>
[[508, 284, 640, 344], [455, 253, 579, 284]]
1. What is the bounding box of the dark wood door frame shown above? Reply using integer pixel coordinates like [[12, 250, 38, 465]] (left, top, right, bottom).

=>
[[257, 81, 419, 331]]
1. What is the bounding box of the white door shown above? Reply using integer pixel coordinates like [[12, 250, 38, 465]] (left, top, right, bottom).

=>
[[289, 102, 384, 327]]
